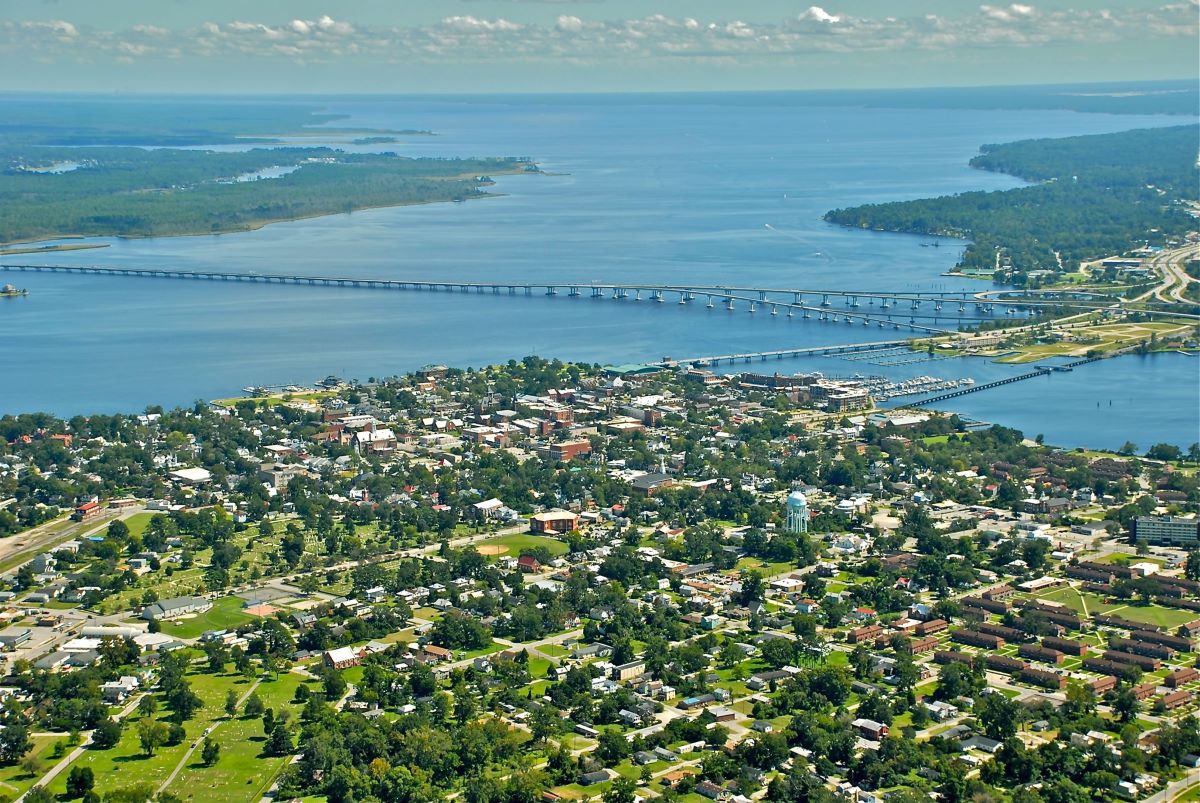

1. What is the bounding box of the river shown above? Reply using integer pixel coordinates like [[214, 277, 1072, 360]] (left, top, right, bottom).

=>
[[0, 93, 1196, 450]]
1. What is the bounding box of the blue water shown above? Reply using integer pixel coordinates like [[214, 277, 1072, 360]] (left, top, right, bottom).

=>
[[1, 94, 1196, 450]]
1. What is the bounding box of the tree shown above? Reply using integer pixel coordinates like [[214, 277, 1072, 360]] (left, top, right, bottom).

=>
[[224, 690, 239, 717], [265, 721, 293, 756], [322, 669, 347, 701], [597, 730, 630, 765], [1118, 441, 1138, 456], [979, 692, 1020, 740], [92, 718, 122, 749], [603, 777, 637, 803], [1146, 443, 1182, 462], [244, 692, 264, 718], [760, 638, 795, 669], [0, 715, 31, 764], [24, 786, 53, 803], [166, 681, 203, 722], [137, 717, 169, 756], [1185, 550, 1200, 582], [66, 765, 95, 799], [1110, 686, 1140, 723], [201, 738, 220, 767]]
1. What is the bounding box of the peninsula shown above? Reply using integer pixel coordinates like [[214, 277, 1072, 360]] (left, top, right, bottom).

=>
[[825, 126, 1199, 288], [0, 100, 535, 245]]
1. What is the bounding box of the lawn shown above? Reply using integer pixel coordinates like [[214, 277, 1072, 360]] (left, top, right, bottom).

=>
[[124, 512, 158, 539], [0, 735, 58, 800], [1100, 603, 1197, 629], [734, 557, 797, 577], [476, 533, 569, 558], [163, 597, 256, 640]]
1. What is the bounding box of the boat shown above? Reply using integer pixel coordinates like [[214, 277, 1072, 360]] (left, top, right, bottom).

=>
[[1, 283, 28, 298]]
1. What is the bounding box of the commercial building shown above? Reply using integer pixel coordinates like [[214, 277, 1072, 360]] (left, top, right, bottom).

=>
[[530, 510, 579, 534], [141, 595, 213, 621], [1136, 516, 1199, 547]]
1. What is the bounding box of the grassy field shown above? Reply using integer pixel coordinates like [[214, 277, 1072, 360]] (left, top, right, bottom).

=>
[[994, 321, 1195, 364], [476, 533, 569, 558], [162, 597, 256, 640]]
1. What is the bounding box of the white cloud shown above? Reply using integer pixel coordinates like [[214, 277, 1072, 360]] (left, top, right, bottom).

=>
[[2, 4, 1194, 67], [800, 7, 841, 24]]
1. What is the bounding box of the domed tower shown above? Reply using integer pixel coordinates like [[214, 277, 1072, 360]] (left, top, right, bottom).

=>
[[785, 490, 809, 534]]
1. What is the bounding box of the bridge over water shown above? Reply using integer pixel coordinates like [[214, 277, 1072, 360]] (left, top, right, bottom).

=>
[[0, 262, 1068, 336]]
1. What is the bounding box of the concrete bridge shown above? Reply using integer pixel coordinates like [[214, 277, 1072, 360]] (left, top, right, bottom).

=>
[[0, 262, 1028, 335]]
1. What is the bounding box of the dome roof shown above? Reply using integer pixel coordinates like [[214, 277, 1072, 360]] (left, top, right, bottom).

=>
[[786, 490, 808, 508]]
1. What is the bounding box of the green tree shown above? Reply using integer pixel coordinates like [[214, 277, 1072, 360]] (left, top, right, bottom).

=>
[[92, 718, 122, 749], [66, 765, 95, 799], [978, 693, 1020, 740], [201, 738, 220, 767], [137, 717, 169, 756], [603, 777, 638, 803], [244, 692, 264, 718]]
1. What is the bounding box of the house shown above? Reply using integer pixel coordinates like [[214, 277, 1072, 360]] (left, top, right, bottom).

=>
[[852, 718, 889, 740], [707, 705, 736, 722], [579, 770, 611, 786], [141, 596, 213, 621], [572, 642, 613, 660], [101, 676, 140, 702], [324, 647, 361, 670], [620, 710, 644, 727], [420, 644, 453, 663], [472, 498, 505, 519], [960, 735, 1002, 754], [696, 780, 729, 801], [517, 555, 542, 573], [633, 750, 658, 765]]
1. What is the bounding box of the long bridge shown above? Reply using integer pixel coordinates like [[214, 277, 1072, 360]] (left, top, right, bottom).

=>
[[5, 261, 1193, 318], [0, 261, 1135, 336]]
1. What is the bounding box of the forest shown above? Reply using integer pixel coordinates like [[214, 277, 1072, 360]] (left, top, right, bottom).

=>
[[824, 125, 1199, 281]]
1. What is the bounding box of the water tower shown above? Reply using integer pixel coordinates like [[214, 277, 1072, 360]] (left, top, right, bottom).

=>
[[785, 490, 809, 534]]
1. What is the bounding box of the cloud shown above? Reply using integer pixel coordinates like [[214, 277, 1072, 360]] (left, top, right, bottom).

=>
[[800, 6, 841, 24], [1, 4, 1195, 68]]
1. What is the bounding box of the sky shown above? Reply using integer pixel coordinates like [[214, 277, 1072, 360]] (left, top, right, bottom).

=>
[[1, 0, 1196, 93]]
